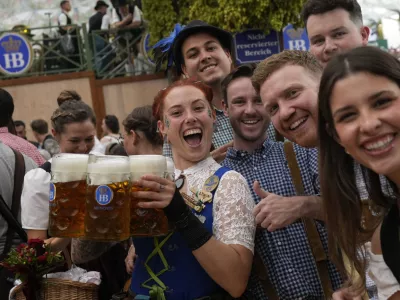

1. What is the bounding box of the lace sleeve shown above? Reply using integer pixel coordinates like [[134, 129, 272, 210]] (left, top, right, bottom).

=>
[[212, 170, 255, 253]]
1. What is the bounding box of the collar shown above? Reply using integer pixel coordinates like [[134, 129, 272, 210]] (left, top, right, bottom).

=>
[[0, 127, 9, 133], [174, 156, 215, 179], [226, 138, 274, 159]]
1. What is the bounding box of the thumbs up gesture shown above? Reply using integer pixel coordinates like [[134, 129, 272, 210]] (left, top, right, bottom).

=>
[[253, 181, 303, 231]]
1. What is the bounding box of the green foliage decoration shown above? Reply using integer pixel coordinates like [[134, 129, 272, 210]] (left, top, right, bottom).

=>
[[144, 0, 307, 46]]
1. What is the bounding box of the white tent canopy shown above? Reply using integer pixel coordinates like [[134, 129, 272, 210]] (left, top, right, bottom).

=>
[[0, 0, 398, 30]]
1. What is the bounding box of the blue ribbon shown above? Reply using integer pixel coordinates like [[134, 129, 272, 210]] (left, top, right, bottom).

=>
[[152, 23, 185, 67]]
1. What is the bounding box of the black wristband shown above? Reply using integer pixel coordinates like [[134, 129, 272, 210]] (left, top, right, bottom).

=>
[[163, 189, 212, 251]]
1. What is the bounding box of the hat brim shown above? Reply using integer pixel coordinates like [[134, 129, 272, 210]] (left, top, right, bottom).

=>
[[95, 3, 109, 10], [172, 25, 235, 75]]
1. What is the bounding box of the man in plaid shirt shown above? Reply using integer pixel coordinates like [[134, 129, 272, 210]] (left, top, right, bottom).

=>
[[221, 64, 342, 299]]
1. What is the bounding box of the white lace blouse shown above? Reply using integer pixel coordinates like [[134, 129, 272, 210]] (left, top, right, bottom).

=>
[[366, 242, 400, 300], [175, 156, 256, 253]]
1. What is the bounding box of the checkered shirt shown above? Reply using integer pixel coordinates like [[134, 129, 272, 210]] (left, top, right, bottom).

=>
[[0, 127, 44, 166], [222, 139, 342, 299], [163, 109, 277, 157]]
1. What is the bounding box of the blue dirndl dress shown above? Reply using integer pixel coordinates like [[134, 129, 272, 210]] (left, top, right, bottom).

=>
[[130, 167, 230, 300]]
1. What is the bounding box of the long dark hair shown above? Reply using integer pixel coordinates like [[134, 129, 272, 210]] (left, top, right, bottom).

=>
[[123, 105, 163, 147], [318, 46, 399, 287]]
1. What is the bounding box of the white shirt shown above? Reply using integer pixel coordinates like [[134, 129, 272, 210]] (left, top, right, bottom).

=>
[[367, 242, 400, 299], [111, 5, 142, 25], [91, 136, 105, 155], [175, 156, 256, 253], [21, 166, 51, 230], [132, 6, 142, 23], [58, 10, 69, 26], [101, 14, 111, 30]]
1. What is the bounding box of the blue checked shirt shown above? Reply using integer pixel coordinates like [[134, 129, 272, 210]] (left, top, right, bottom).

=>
[[222, 139, 342, 299], [163, 109, 277, 157]]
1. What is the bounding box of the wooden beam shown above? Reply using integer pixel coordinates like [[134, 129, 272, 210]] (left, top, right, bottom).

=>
[[95, 72, 165, 86], [0, 71, 94, 87], [88, 73, 106, 138]]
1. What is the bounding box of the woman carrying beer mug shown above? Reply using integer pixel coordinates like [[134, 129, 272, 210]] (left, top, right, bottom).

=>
[[21, 100, 96, 249], [318, 47, 400, 299], [72, 78, 255, 299]]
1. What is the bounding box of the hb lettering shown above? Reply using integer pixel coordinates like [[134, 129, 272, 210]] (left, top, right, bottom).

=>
[[3, 53, 25, 69]]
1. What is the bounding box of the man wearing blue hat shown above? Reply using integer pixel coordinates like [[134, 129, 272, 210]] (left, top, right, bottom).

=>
[[159, 20, 236, 161]]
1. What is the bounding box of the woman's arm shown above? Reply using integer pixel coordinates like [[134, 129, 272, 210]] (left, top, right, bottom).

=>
[[71, 239, 115, 264], [193, 239, 253, 297], [134, 172, 255, 297]]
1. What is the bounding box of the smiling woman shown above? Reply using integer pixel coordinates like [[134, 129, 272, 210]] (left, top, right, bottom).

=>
[[318, 46, 400, 298], [20, 100, 97, 250], [116, 77, 256, 299]]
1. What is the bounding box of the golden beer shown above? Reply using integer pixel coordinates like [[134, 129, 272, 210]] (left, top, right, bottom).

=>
[[49, 154, 88, 238], [85, 155, 131, 242], [129, 155, 169, 236]]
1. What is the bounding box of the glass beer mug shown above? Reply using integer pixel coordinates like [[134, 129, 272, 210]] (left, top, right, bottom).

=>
[[49, 153, 88, 238], [85, 155, 131, 242], [129, 155, 169, 236]]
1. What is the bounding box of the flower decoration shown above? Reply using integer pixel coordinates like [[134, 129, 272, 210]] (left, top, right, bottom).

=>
[[1, 239, 65, 300]]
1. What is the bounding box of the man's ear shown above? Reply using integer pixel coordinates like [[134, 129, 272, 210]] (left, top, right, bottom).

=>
[[51, 129, 59, 142], [225, 50, 233, 66], [222, 99, 229, 117], [130, 130, 139, 145], [181, 64, 189, 79], [158, 120, 166, 136], [360, 26, 370, 46]]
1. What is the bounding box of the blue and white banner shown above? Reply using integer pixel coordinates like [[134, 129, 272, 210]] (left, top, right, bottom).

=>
[[0, 32, 33, 75], [283, 24, 310, 51]]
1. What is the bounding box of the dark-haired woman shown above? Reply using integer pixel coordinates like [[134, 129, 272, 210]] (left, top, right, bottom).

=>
[[21, 100, 96, 247], [318, 46, 400, 299], [122, 105, 163, 156], [100, 115, 122, 146], [21, 100, 128, 300]]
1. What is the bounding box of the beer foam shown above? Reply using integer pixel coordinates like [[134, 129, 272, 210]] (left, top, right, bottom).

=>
[[166, 157, 174, 176], [88, 157, 130, 185], [51, 154, 89, 182], [129, 155, 166, 180]]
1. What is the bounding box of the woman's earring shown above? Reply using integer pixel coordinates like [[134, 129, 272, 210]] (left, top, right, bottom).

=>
[[213, 121, 218, 133]]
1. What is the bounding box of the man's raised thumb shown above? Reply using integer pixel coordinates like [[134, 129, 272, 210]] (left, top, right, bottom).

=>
[[253, 180, 269, 199]]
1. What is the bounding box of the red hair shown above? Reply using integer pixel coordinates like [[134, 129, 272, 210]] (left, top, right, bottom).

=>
[[152, 77, 213, 121]]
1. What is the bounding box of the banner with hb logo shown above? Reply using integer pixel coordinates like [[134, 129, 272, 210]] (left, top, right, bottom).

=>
[[0, 32, 33, 75]]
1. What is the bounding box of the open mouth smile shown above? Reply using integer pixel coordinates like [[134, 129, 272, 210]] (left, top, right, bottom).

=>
[[183, 128, 203, 147]]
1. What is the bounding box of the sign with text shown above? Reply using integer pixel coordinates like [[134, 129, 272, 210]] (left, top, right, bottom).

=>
[[0, 32, 33, 75], [283, 24, 310, 51], [235, 29, 280, 64]]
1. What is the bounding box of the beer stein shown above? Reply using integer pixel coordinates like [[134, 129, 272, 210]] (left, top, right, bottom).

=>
[[166, 157, 175, 181], [49, 153, 88, 238], [129, 155, 169, 237], [85, 155, 131, 242]]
